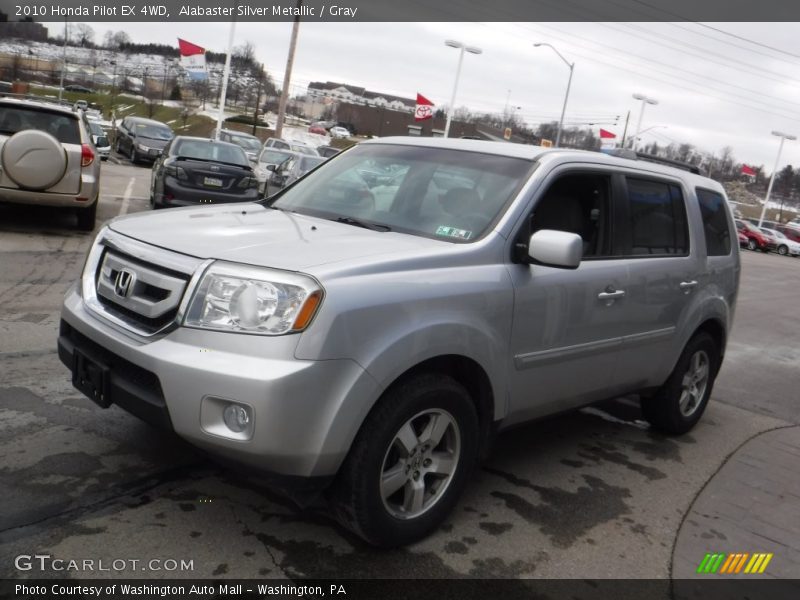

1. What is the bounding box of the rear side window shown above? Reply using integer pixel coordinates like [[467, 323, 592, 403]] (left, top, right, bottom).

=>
[[0, 107, 80, 144], [696, 188, 732, 256], [626, 178, 689, 256]]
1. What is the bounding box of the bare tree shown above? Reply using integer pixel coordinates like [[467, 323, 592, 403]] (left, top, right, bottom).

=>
[[73, 23, 94, 47]]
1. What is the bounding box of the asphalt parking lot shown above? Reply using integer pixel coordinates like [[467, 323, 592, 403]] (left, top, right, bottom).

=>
[[1, 161, 798, 579]]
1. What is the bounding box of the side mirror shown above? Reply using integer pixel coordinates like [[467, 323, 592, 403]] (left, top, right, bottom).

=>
[[266, 164, 276, 172], [528, 229, 582, 269]]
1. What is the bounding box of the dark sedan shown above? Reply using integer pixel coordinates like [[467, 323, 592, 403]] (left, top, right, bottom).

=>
[[149, 136, 260, 209]]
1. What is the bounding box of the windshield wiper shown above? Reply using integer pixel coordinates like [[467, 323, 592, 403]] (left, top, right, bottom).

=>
[[334, 217, 391, 232]]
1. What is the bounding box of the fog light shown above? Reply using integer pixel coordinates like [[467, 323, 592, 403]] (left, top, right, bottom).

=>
[[223, 403, 251, 433]]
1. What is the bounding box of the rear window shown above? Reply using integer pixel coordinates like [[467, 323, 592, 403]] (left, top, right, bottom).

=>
[[174, 139, 249, 166], [696, 188, 732, 256], [0, 106, 80, 144]]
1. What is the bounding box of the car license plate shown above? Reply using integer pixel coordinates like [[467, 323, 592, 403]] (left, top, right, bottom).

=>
[[72, 349, 111, 408], [204, 177, 223, 187]]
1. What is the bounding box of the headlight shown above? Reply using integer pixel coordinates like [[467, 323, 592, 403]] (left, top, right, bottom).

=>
[[184, 262, 323, 335], [137, 143, 151, 152]]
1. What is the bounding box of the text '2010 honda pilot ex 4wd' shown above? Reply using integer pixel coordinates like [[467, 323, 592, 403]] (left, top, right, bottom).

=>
[[59, 138, 740, 547]]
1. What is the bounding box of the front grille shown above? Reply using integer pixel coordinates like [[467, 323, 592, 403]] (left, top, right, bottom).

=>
[[94, 249, 190, 335]]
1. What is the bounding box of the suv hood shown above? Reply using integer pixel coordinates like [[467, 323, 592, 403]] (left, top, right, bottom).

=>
[[109, 203, 443, 271]]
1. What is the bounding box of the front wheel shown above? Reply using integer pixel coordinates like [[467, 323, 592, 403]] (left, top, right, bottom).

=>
[[747, 239, 757, 251], [778, 245, 788, 255], [331, 373, 479, 547], [641, 332, 719, 434]]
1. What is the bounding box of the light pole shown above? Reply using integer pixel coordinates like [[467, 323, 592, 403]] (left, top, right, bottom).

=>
[[533, 43, 574, 148], [631, 93, 658, 151], [444, 39, 482, 138], [758, 131, 796, 227]]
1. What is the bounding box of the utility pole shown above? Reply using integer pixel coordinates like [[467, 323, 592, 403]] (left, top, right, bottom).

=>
[[58, 18, 68, 102], [275, 0, 302, 139], [252, 65, 264, 136], [620, 110, 630, 148]]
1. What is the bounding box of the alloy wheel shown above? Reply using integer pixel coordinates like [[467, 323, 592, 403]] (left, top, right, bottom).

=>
[[380, 409, 461, 520], [678, 350, 710, 417]]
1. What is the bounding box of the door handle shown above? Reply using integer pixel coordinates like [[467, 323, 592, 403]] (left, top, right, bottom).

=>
[[597, 289, 626, 303], [679, 280, 698, 293]]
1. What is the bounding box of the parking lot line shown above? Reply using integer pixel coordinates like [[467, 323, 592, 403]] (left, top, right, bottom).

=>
[[119, 177, 135, 216]]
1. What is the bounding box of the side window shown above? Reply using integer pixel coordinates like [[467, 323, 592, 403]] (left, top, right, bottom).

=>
[[626, 178, 688, 256], [696, 188, 732, 256], [528, 173, 613, 258]]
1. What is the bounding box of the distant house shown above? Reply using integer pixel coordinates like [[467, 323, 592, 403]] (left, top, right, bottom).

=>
[[307, 81, 415, 113]]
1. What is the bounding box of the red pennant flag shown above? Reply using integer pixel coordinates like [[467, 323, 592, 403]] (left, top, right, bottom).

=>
[[178, 38, 205, 57], [415, 93, 435, 121], [741, 164, 756, 176], [599, 128, 616, 139]]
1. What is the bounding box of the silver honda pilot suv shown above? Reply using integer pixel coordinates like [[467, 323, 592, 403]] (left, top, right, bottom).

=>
[[59, 138, 739, 546]]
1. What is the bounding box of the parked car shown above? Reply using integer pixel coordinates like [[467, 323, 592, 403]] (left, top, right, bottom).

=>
[[148, 136, 260, 209], [755, 226, 779, 252], [59, 138, 739, 547], [218, 129, 262, 163], [0, 97, 100, 230], [88, 121, 111, 161], [115, 116, 174, 164], [264, 152, 325, 195], [317, 145, 341, 159], [73, 100, 89, 112], [308, 124, 328, 136], [776, 224, 800, 244], [64, 84, 94, 93], [254, 148, 294, 195], [735, 219, 769, 251], [760, 227, 800, 256], [329, 126, 351, 139], [737, 230, 748, 248], [263, 137, 320, 156]]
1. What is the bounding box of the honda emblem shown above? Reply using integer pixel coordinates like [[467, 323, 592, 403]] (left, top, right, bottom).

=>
[[114, 268, 136, 298]]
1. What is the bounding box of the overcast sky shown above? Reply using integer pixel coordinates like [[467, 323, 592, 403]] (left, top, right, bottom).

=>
[[42, 20, 800, 170]]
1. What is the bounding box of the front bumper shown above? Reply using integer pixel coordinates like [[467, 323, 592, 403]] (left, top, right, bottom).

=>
[[59, 284, 380, 482]]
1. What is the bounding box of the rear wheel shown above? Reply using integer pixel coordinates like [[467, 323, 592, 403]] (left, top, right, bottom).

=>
[[641, 332, 719, 434], [75, 200, 97, 232], [747, 239, 757, 251], [331, 373, 479, 547]]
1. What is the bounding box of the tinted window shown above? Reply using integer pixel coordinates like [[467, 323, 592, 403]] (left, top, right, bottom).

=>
[[627, 178, 688, 256], [0, 107, 80, 144], [134, 123, 173, 140], [696, 188, 731, 256], [259, 149, 292, 164]]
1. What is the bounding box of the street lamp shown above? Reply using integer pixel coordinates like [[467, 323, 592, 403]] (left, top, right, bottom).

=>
[[631, 93, 658, 150], [758, 131, 797, 227], [533, 43, 574, 148], [443, 39, 482, 138]]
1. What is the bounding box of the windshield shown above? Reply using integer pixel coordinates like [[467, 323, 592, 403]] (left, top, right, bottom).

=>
[[174, 139, 249, 166], [135, 123, 173, 140], [259, 149, 292, 164], [229, 135, 261, 152], [291, 143, 319, 156], [0, 107, 80, 143], [271, 144, 532, 241], [298, 156, 325, 173]]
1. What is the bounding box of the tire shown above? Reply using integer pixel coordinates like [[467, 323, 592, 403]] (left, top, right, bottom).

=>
[[129, 145, 138, 164], [747, 239, 757, 251], [641, 332, 719, 435], [331, 373, 479, 547], [778, 245, 788, 255], [75, 200, 97, 232]]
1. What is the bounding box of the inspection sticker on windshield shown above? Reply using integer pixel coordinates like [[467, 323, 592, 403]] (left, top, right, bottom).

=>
[[435, 226, 473, 240]]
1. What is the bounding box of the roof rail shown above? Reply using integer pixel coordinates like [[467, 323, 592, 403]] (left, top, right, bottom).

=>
[[604, 148, 701, 175]]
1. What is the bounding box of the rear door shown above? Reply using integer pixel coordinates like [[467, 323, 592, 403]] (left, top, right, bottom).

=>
[[613, 174, 701, 391]]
